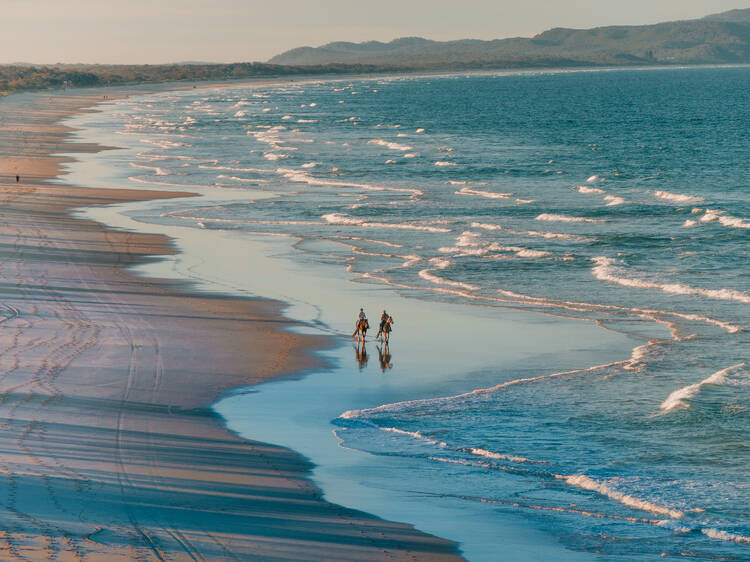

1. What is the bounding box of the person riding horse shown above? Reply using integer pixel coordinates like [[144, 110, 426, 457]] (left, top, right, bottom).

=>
[[352, 308, 369, 340], [376, 310, 394, 342]]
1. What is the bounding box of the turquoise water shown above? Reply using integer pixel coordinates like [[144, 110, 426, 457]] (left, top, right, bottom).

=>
[[63, 67, 749, 559]]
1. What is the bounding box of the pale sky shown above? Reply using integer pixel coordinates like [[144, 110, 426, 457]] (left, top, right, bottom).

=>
[[1, 0, 745, 64]]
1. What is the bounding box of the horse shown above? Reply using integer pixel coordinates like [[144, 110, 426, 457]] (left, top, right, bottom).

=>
[[352, 317, 369, 341], [378, 316, 393, 343]]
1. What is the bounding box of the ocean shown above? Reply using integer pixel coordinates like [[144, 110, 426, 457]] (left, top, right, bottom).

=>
[[62, 67, 750, 560]]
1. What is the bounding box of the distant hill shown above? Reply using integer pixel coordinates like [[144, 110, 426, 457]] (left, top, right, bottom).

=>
[[269, 8, 750, 68], [703, 7, 750, 22]]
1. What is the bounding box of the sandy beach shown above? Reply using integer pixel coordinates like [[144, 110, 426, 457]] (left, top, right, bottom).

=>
[[0, 89, 463, 560]]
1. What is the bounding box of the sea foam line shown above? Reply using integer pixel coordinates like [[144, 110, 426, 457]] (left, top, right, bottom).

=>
[[340, 356, 638, 421], [367, 138, 413, 151], [557, 474, 684, 519], [653, 190, 705, 204], [322, 213, 450, 233], [455, 187, 513, 200], [592, 256, 750, 304], [659, 363, 746, 413], [536, 213, 605, 224], [278, 168, 423, 198], [697, 208, 750, 229]]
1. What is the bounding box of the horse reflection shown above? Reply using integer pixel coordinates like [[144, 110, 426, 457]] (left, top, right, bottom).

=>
[[354, 340, 368, 370], [377, 344, 393, 372]]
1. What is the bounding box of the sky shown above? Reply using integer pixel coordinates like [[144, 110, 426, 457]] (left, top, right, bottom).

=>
[[1, 0, 745, 64]]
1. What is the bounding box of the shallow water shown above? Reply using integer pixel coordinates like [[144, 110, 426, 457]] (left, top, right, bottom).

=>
[[61, 67, 750, 559]]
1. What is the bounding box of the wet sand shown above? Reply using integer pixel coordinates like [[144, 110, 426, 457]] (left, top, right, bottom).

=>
[[0, 89, 463, 560]]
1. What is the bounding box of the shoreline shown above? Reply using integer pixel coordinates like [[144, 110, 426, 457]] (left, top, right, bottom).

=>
[[61, 78, 646, 561], [0, 87, 464, 559], [51, 69, 750, 560]]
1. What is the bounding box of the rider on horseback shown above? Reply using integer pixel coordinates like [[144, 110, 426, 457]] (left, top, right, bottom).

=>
[[376, 310, 394, 342], [352, 308, 369, 338]]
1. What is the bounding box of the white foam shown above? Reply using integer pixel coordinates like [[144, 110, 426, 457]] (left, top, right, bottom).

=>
[[130, 162, 170, 176], [139, 138, 186, 150], [381, 427, 447, 448], [504, 247, 551, 258], [604, 195, 626, 206], [416, 128, 425, 133], [455, 187, 513, 199], [234, 110, 248, 117], [216, 174, 268, 184], [467, 448, 536, 464], [586, 175, 599, 183], [263, 152, 290, 161], [519, 230, 596, 243], [428, 257, 451, 269], [277, 168, 423, 198], [368, 139, 412, 151], [322, 213, 450, 233], [470, 222, 502, 231], [403, 152, 420, 158], [300, 162, 318, 169], [653, 190, 705, 204], [699, 209, 750, 229], [435, 161, 457, 167], [592, 256, 750, 304], [702, 528, 750, 544], [559, 475, 684, 519], [659, 363, 746, 413], [418, 269, 479, 291], [576, 185, 605, 194], [536, 214, 605, 223], [340, 358, 629, 421], [199, 165, 274, 174]]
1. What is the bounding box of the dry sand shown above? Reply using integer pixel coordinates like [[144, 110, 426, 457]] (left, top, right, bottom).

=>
[[0, 89, 463, 560]]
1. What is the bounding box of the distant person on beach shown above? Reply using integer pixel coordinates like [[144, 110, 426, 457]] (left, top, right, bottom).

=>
[[352, 307, 368, 339], [15, 175, 19, 183]]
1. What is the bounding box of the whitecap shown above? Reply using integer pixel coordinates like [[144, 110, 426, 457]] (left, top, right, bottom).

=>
[[653, 190, 705, 204], [536, 214, 605, 224], [455, 187, 513, 200], [591, 257, 750, 304], [576, 185, 605, 194], [558, 474, 684, 519], [604, 195, 626, 206], [659, 363, 746, 413], [367, 139, 413, 151]]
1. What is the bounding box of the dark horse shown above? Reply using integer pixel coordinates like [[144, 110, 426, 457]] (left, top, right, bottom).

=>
[[352, 318, 369, 341]]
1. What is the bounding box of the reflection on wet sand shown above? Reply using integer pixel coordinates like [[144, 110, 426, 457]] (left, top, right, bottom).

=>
[[354, 340, 368, 370], [377, 344, 393, 372]]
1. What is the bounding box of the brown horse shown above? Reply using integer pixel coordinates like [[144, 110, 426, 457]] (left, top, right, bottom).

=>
[[377, 316, 393, 343], [352, 318, 369, 341]]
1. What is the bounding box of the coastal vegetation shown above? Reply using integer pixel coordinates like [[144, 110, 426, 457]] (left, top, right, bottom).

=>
[[0, 62, 398, 95]]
